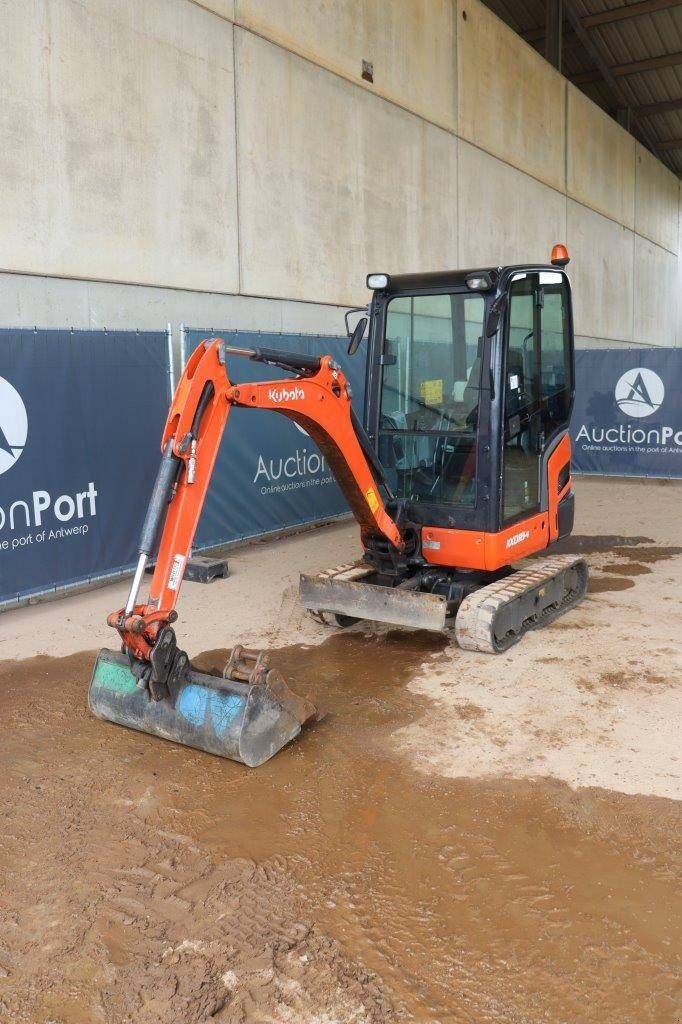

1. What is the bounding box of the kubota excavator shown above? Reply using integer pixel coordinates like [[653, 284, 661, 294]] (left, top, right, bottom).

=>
[[89, 245, 588, 766]]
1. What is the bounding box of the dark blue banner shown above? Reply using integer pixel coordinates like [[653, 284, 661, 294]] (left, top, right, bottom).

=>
[[0, 330, 171, 605], [571, 348, 682, 478], [186, 331, 366, 549]]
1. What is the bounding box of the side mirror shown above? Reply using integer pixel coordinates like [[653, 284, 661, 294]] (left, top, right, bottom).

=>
[[347, 316, 368, 355]]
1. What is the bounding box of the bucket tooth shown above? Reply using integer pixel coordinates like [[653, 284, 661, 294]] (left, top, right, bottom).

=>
[[88, 646, 316, 767], [223, 643, 318, 730]]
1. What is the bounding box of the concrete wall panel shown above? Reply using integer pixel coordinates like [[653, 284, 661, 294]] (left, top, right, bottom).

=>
[[236, 30, 458, 307], [0, 0, 238, 292], [567, 200, 634, 343], [191, 0, 235, 20], [634, 235, 677, 347], [236, 0, 457, 131], [567, 86, 635, 229], [458, 142, 566, 268], [0, 272, 346, 341], [635, 143, 679, 254], [574, 336, 641, 351], [457, 0, 565, 192]]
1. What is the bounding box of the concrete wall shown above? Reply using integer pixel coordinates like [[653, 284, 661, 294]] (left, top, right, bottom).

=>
[[635, 143, 680, 253], [0, 272, 346, 337], [458, 142, 566, 268], [235, 0, 458, 132], [0, 0, 679, 351], [457, 0, 565, 193], [567, 86, 635, 230], [634, 235, 678, 347], [567, 201, 635, 344], [0, 0, 239, 293], [235, 29, 458, 307]]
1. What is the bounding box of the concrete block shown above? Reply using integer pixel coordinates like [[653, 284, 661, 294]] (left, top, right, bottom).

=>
[[235, 0, 457, 132], [634, 235, 677, 347], [235, 30, 458, 307], [0, 0, 238, 292], [567, 86, 635, 229], [567, 200, 634, 343], [457, 0, 565, 192], [458, 141, 566, 268], [634, 143, 679, 254]]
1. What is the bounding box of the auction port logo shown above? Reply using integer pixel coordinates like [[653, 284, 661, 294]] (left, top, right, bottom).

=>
[[614, 367, 664, 419], [0, 376, 28, 476]]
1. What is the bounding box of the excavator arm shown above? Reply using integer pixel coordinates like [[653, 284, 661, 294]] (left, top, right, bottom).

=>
[[108, 337, 403, 694]]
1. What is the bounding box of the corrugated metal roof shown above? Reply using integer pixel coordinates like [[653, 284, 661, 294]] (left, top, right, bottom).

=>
[[481, 0, 682, 176]]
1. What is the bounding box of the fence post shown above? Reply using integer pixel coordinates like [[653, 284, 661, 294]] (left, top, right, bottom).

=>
[[179, 322, 187, 371], [167, 322, 175, 397]]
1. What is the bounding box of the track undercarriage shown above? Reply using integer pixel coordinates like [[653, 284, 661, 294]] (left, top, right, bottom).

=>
[[300, 554, 588, 653]]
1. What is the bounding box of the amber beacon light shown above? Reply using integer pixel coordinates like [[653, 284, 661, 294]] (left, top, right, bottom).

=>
[[550, 243, 570, 267]]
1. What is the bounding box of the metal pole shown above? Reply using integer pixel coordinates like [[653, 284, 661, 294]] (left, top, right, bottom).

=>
[[545, 0, 563, 70], [179, 323, 192, 561], [167, 322, 176, 398], [179, 322, 187, 371]]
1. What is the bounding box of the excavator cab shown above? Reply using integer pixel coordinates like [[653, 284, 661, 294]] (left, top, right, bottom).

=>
[[89, 246, 587, 766], [362, 262, 575, 543]]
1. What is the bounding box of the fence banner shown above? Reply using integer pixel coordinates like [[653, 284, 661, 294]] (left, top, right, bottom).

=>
[[185, 330, 365, 549], [571, 347, 682, 478], [0, 329, 170, 606]]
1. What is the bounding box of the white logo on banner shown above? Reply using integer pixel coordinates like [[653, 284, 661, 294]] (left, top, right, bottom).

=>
[[614, 367, 664, 419], [0, 376, 28, 476], [575, 360, 681, 457]]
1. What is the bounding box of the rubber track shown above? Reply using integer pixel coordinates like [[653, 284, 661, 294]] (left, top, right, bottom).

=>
[[454, 555, 588, 653]]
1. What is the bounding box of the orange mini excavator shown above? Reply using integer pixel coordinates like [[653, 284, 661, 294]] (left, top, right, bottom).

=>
[[89, 246, 587, 766]]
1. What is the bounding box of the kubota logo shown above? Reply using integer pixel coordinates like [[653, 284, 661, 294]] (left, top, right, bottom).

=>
[[505, 529, 530, 549], [614, 367, 664, 419], [268, 386, 305, 403], [0, 376, 28, 476]]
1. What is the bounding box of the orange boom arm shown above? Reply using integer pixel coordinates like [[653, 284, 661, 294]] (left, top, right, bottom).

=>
[[108, 338, 402, 669]]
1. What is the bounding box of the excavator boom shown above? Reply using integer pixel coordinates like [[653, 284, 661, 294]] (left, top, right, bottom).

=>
[[89, 336, 404, 765], [117, 336, 402, 656]]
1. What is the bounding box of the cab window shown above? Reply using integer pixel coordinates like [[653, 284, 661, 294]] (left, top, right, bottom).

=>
[[378, 292, 485, 507], [502, 272, 571, 522]]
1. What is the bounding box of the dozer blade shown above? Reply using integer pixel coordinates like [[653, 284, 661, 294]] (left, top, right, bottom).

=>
[[88, 646, 317, 767], [300, 563, 448, 632]]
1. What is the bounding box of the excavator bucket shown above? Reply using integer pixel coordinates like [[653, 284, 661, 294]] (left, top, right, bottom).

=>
[[88, 645, 317, 767]]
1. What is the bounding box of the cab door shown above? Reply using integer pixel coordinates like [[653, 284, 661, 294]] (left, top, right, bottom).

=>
[[501, 271, 573, 525]]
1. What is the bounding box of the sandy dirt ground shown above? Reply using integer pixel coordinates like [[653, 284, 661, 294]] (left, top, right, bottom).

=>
[[0, 477, 680, 1022], [5, 476, 681, 799]]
